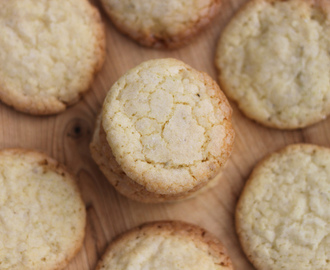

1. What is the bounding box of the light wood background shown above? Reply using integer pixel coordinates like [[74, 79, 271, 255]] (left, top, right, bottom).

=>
[[1, 0, 330, 269]]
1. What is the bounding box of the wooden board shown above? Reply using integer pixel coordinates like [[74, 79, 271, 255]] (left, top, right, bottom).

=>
[[1, 0, 330, 269]]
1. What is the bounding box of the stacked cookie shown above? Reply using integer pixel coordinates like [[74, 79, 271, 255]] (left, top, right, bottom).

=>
[[90, 58, 235, 203]]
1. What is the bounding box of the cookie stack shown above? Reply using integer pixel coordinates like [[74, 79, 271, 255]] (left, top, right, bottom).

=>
[[90, 58, 235, 203]]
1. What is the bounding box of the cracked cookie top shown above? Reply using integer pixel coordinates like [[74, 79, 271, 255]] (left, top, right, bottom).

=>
[[0, 0, 105, 115], [100, 0, 221, 48], [236, 144, 330, 270], [102, 58, 234, 195], [216, 0, 330, 129], [0, 148, 86, 270], [95, 221, 233, 270]]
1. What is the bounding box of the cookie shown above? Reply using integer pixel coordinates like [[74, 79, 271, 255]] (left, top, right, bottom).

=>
[[0, 148, 86, 270], [216, 0, 330, 129], [95, 220, 233, 270], [0, 0, 105, 115], [236, 144, 330, 270], [100, 0, 221, 48], [90, 58, 235, 203]]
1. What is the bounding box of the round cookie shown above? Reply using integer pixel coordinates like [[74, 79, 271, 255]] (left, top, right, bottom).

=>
[[90, 58, 235, 203], [95, 220, 233, 270], [216, 0, 330, 129], [236, 144, 330, 270], [0, 148, 86, 270], [0, 0, 105, 115], [100, 0, 222, 48]]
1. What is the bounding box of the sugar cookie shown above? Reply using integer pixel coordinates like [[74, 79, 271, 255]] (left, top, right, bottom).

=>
[[90, 58, 235, 202], [0, 148, 86, 270], [95, 221, 233, 270], [236, 144, 330, 270], [100, 0, 221, 48], [0, 0, 105, 115], [216, 0, 330, 129]]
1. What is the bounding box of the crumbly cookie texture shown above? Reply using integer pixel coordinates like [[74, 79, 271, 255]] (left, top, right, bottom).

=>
[[95, 221, 233, 270], [236, 144, 330, 270], [216, 0, 330, 129], [100, 0, 221, 48], [0, 149, 86, 270], [90, 114, 224, 202], [101, 58, 234, 196], [0, 0, 105, 115]]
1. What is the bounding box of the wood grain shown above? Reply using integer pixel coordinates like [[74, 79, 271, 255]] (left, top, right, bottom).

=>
[[1, 0, 330, 269]]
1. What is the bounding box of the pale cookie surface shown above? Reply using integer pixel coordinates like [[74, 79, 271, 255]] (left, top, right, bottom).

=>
[[0, 0, 105, 115], [102, 58, 234, 196], [0, 149, 86, 270], [236, 144, 330, 270], [100, 0, 221, 48], [216, 0, 330, 129], [95, 221, 233, 270], [90, 114, 224, 202]]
